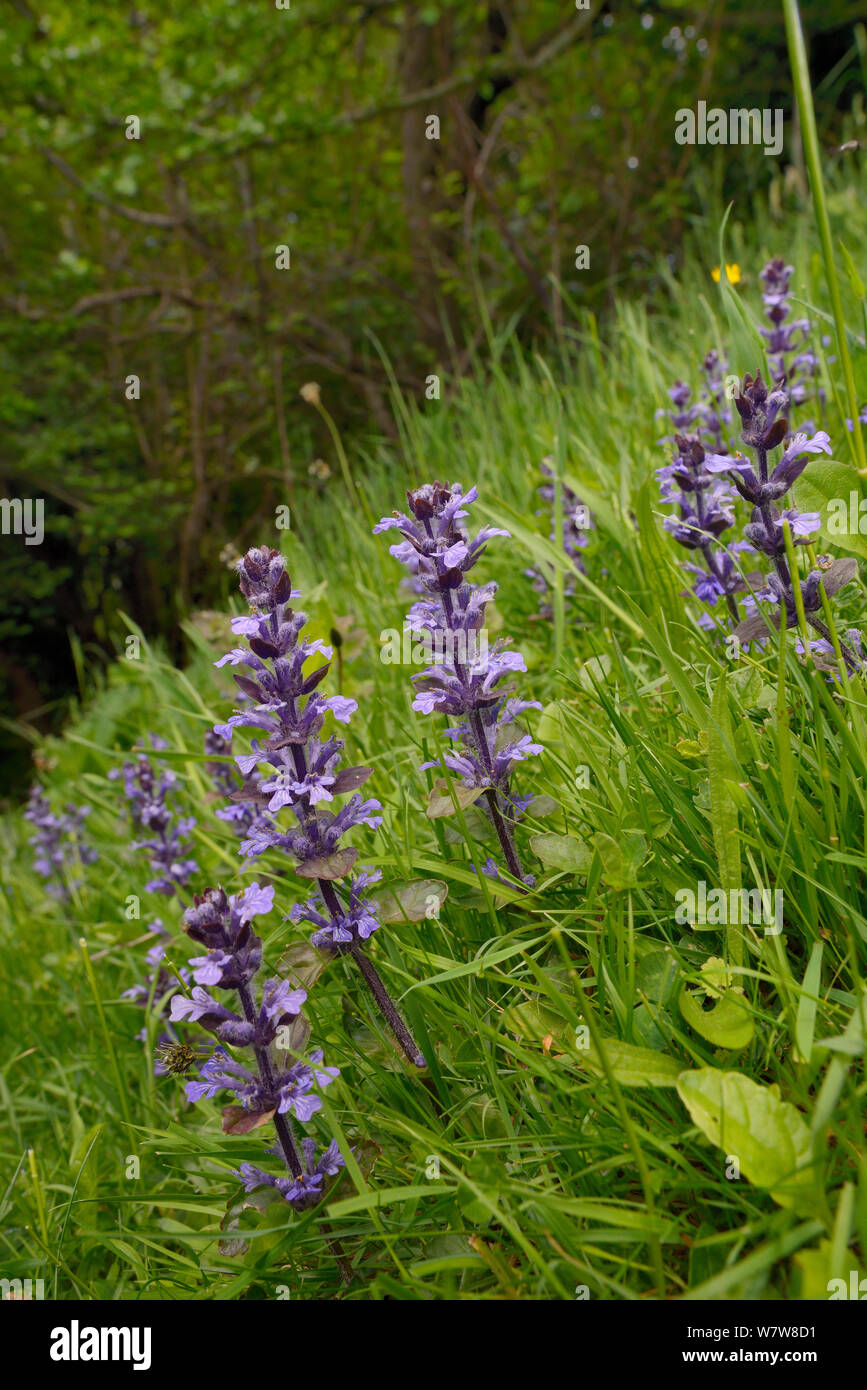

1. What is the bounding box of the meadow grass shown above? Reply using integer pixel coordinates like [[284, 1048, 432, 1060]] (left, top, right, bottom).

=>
[[2, 164, 867, 1301]]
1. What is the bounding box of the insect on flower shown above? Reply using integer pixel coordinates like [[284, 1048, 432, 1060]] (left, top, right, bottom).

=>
[[155, 1039, 214, 1077]]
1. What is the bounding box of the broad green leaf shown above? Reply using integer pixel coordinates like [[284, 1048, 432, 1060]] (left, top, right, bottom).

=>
[[579, 1038, 684, 1087], [296, 848, 358, 879], [794, 459, 867, 561], [677, 1068, 814, 1208], [635, 950, 680, 1006], [592, 830, 646, 889], [529, 832, 593, 874], [426, 778, 486, 819], [678, 986, 754, 1050], [368, 878, 449, 922], [503, 999, 572, 1045]]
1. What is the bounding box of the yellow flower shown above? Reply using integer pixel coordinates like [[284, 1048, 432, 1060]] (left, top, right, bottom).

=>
[[711, 263, 741, 284], [300, 381, 321, 405]]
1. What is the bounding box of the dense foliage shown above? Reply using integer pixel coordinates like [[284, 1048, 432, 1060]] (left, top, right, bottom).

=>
[[2, 0, 866, 768]]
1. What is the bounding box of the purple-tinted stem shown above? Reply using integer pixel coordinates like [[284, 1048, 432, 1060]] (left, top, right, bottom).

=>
[[438, 585, 527, 885], [284, 712, 426, 1069], [347, 944, 426, 1068], [237, 980, 303, 1178]]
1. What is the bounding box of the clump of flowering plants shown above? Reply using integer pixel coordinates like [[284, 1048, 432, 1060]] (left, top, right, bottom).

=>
[[110, 736, 198, 896], [375, 482, 542, 886], [212, 546, 427, 1069], [705, 370, 863, 673], [24, 784, 97, 900], [166, 880, 345, 1212]]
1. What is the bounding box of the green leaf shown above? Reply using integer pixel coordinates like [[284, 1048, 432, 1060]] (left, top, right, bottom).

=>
[[277, 940, 332, 990], [579, 1038, 684, 1087], [794, 458, 867, 561], [676, 1068, 815, 1209], [795, 942, 824, 1064], [503, 999, 572, 1045], [708, 673, 741, 894], [838, 239, 866, 300], [529, 832, 593, 874], [678, 986, 755, 1050], [426, 779, 486, 819], [635, 950, 680, 1006], [592, 830, 646, 889], [368, 878, 448, 922]]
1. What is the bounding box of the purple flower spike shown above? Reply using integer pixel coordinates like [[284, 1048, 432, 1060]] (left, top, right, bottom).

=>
[[212, 546, 427, 1071], [110, 739, 198, 896], [708, 371, 863, 673], [167, 881, 342, 1210], [24, 784, 97, 899], [377, 481, 543, 887], [526, 458, 593, 618]]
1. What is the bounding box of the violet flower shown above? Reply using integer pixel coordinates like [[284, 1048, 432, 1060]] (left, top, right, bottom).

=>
[[705, 371, 863, 672], [109, 738, 198, 895], [526, 459, 593, 618], [212, 546, 426, 1070], [657, 432, 750, 623], [759, 259, 819, 410], [205, 728, 270, 841], [237, 1138, 344, 1211], [375, 481, 542, 886], [24, 784, 98, 899], [168, 882, 342, 1206]]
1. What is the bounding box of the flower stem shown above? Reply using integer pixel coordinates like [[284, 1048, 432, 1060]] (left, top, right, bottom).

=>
[[238, 981, 303, 1178], [349, 943, 426, 1068], [284, 729, 426, 1069]]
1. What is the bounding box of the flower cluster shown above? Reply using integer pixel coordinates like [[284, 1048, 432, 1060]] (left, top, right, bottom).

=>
[[204, 728, 269, 842], [24, 784, 97, 899], [110, 737, 198, 895], [704, 371, 863, 671], [527, 459, 593, 618], [375, 482, 541, 885], [212, 546, 425, 1068], [657, 432, 750, 622], [759, 258, 819, 410], [168, 882, 344, 1206]]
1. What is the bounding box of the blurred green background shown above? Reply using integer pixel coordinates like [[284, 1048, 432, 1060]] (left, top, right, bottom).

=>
[[1, 0, 866, 779]]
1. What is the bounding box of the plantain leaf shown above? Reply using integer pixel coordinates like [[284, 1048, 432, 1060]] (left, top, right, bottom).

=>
[[579, 1038, 685, 1087], [529, 832, 593, 874], [677, 1068, 815, 1209], [678, 986, 754, 1050]]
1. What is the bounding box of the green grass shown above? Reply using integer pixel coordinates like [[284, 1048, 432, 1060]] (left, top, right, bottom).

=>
[[3, 163, 867, 1302]]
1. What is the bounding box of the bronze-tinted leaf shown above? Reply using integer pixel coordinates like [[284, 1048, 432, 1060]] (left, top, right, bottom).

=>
[[221, 1104, 275, 1135], [300, 663, 331, 694], [277, 940, 333, 990], [733, 609, 782, 642], [296, 847, 358, 880], [233, 675, 263, 700], [330, 765, 373, 794], [249, 637, 279, 659], [228, 787, 272, 806], [819, 556, 858, 597]]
